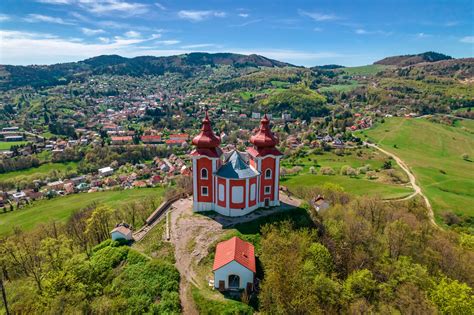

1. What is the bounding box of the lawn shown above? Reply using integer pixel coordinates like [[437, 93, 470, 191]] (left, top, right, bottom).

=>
[[0, 161, 79, 183], [281, 148, 413, 199], [359, 117, 474, 218], [0, 187, 164, 236], [0, 141, 27, 150]]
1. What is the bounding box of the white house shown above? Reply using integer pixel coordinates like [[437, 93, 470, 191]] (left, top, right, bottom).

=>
[[98, 166, 114, 177], [110, 223, 133, 241], [213, 236, 256, 291]]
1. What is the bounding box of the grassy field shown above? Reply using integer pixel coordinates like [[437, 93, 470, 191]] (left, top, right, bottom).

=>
[[0, 161, 79, 183], [281, 148, 413, 199], [341, 64, 390, 76], [359, 117, 474, 218], [0, 187, 164, 236], [0, 141, 27, 150], [319, 80, 360, 93]]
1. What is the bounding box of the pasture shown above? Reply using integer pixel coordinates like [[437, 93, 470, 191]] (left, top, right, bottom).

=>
[[0, 187, 164, 236], [359, 117, 474, 218]]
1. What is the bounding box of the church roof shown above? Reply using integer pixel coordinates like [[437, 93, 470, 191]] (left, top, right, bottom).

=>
[[250, 114, 279, 148], [215, 150, 259, 179], [213, 236, 256, 273], [192, 111, 221, 150]]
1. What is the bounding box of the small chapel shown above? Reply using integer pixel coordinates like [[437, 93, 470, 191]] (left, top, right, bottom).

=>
[[190, 112, 282, 217]]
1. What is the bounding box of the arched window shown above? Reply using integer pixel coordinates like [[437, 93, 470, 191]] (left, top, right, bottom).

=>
[[265, 168, 272, 179], [201, 168, 208, 179], [228, 275, 240, 289]]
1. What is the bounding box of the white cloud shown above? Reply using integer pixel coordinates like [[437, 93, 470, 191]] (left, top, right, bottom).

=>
[[180, 43, 219, 49], [77, 0, 149, 15], [230, 19, 261, 27], [0, 14, 11, 22], [460, 36, 474, 44], [355, 29, 368, 34], [155, 40, 180, 45], [298, 9, 338, 21], [81, 27, 106, 35], [124, 30, 141, 38], [177, 10, 226, 22], [24, 14, 75, 25], [154, 2, 166, 10], [313, 27, 323, 32], [416, 32, 431, 38], [238, 13, 249, 18]]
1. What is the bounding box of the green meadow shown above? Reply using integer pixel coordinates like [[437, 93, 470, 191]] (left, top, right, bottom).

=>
[[341, 64, 390, 76], [359, 117, 474, 218], [281, 148, 413, 199], [0, 162, 79, 183], [0, 141, 27, 150], [0, 187, 164, 236]]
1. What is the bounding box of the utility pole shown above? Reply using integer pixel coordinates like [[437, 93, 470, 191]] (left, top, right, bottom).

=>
[[0, 271, 9, 315]]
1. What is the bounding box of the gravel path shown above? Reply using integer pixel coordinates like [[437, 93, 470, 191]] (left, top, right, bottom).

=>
[[366, 142, 435, 225]]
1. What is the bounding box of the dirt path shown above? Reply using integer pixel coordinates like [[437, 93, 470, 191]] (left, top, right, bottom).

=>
[[366, 142, 435, 225], [167, 194, 302, 314]]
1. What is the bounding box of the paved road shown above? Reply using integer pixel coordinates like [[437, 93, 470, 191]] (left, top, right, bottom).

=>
[[365, 142, 436, 225]]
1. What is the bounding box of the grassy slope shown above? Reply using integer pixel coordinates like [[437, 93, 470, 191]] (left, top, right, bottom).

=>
[[0, 162, 79, 183], [361, 117, 474, 217], [342, 64, 390, 76], [281, 149, 413, 199], [0, 187, 164, 236]]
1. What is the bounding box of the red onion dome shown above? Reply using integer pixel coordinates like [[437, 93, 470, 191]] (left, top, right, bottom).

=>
[[192, 111, 221, 149], [250, 114, 278, 148]]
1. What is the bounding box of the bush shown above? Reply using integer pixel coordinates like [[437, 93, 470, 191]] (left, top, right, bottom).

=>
[[321, 167, 335, 175]]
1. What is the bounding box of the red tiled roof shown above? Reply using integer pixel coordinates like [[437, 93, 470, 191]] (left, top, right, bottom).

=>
[[213, 236, 256, 273], [169, 133, 189, 139], [141, 135, 162, 141], [111, 136, 132, 141], [166, 139, 186, 144]]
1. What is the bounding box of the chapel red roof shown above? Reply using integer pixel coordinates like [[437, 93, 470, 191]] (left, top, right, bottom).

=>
[[212, 236, 256, 273], [250, 114, 278, 149], [192, 111, 221, 149]]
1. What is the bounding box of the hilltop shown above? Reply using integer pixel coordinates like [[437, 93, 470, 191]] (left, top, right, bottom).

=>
[[374, 51, 453, 67], [0, 52, 293, 90]]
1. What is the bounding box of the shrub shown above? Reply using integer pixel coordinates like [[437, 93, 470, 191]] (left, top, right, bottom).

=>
[[321, 167, 335, 175]]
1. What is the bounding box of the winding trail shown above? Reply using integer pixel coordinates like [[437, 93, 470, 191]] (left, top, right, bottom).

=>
[[365, 142, 436, 225]]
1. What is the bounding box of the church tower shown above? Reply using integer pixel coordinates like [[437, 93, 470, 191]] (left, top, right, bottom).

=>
[[191, 112, 222, 211], [246, 114, 283, 207]]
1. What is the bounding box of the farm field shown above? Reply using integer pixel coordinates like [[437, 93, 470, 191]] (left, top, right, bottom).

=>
[[0, 187, 164, 236], [0, 161, 79, 183], [281, 148, 413, 199], [0, 141, 27, 150], [359, 117, 474, 218]]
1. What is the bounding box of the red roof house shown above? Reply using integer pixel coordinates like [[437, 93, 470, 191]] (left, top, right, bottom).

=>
[[213, 236, 256, 291]]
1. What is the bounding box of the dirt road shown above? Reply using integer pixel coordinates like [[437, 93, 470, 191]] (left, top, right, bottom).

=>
[[167, 194, 302, 314], [366, 142, 435, 225]]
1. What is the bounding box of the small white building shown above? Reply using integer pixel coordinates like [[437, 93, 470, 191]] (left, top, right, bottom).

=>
[[98, 166, 114, 177], [213, 237, 256, 291], [110, 223, 133, 241]]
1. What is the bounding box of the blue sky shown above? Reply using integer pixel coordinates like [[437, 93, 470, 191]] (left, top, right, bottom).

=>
[[0, 0, 473, 66]]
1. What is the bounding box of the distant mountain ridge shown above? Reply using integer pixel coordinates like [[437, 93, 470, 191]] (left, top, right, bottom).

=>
[[374, 51, 453, 67], [0, 53, 293, 90]]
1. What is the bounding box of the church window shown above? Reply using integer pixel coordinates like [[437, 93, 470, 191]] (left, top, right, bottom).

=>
[[265, 168, 272, 179], [201, 168, 208, 179]]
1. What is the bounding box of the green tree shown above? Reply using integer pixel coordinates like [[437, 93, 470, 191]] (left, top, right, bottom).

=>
[[429, 277, 474, 314]]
